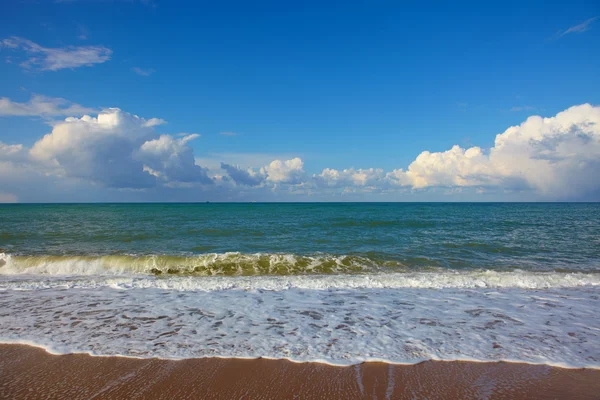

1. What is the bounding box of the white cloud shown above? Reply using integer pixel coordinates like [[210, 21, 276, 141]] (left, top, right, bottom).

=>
[[137, 134, 212, 184], [25, 108, 211, 188], [132, 67, 155, 76], [560, 16, 599, 36], [387, 145, 496, 189], [262, 158, 305, 184], [218, 157, 309, 187], [313, 168, 350, 188], [349, 168, 385, 186], [0, 95, 94, 117], [1, 36, 111, 71], [29, 109, 158, 188], [196, 152, 298, 171], [313, 168, 386, 188], [487, 104, 600, 196], [220, 157, 305, 186], [142, 118, 167, 127], [387, 104, 600, 198]]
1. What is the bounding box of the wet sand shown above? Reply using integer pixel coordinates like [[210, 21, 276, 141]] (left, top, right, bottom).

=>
[[0, 344, 599, 399]]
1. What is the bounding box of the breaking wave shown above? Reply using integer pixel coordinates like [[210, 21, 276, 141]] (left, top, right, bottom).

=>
[[2, 252, 599, 291], [0, 252, 404, 276]]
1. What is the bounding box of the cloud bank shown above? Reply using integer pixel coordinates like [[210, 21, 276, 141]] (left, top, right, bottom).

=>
[[1, 101, 599, 201], [381, 104, 600, 197]]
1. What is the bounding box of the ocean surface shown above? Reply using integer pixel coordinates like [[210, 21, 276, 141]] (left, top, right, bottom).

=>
[[1, 203, 599, 367]]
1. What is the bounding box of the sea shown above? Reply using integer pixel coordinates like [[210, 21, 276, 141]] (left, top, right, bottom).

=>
[[0, 203, 599, 368]]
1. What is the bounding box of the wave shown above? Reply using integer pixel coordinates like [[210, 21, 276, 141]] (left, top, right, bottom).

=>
[[2, 253, 599, 290], [0, 252, 406, 276]]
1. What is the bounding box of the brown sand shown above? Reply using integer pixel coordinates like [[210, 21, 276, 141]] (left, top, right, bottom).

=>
[[0, 344, 599, 399]]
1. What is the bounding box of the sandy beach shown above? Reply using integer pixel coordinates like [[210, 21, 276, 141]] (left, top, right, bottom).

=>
[[0, 344, 598, 399]]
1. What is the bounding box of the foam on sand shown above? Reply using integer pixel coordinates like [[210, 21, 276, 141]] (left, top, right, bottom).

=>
[[0, 283, 598, 368]]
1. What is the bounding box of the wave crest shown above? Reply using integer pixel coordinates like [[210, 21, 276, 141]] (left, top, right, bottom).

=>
[[0, 252, 403, 276]]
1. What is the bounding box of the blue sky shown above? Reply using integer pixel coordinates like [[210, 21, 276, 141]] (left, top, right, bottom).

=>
[[0, 0, 599, 202]]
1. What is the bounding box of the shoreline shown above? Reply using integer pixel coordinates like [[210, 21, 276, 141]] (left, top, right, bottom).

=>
[[2, 339, 599, 371], [1, 344, 600, 399]]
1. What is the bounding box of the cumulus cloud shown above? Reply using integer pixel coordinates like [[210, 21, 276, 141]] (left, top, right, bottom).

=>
[[1, 36, 111, 71], [261, 158, 305, 184], [0, 95, 94, 117], [23, 108, 211, 188], [220, 162, 266, 186], [220, 158, 306, 186], [386, 104, 600, 198], [29, 109, 157, 188], [387, 145, 496, 189], [137, 134, 212, 184]]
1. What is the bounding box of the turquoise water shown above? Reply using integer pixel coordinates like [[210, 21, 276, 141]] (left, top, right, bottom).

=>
[[1, 203, 599, 274]]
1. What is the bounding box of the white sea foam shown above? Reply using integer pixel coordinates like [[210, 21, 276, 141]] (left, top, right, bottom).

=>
[[0, 284, 598, 368], [2, 252, 599, 368], [1, 270, 599, 292]]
